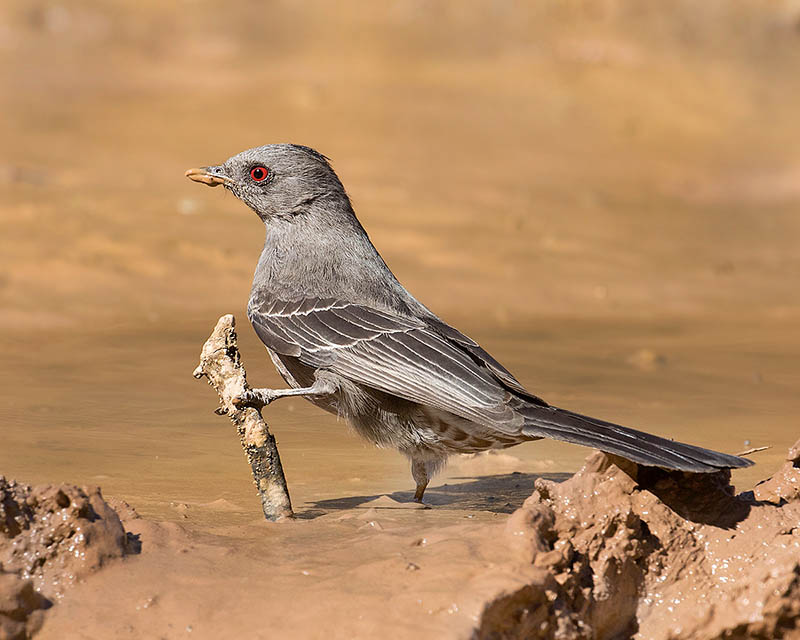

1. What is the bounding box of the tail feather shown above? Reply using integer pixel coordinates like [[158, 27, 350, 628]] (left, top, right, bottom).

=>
[[520, 405, 753, 472]]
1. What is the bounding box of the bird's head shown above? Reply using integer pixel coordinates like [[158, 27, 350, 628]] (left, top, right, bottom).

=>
[[185, 144, 349, 222]]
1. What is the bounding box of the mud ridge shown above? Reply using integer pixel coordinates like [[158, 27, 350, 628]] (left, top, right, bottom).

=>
[[0, 479, 129, 639], [475, 441, 800, 639]]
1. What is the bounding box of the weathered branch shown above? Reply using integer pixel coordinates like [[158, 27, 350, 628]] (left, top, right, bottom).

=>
[[193, 314, 293, 521]]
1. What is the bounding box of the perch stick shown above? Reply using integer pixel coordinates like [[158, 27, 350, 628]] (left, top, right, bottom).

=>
[[193, 314, 294, 521]]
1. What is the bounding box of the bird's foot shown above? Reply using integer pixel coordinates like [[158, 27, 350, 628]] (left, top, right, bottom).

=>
[[233, 388, 277, 410], [411, 497, 432, 510], [233, 379, 337, 410]]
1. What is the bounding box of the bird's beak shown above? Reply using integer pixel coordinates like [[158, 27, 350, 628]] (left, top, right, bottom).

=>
[[184, 165, 233, 188]]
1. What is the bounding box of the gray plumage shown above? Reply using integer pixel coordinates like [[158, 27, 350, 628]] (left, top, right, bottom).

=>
[[187, 144, 753, 500]]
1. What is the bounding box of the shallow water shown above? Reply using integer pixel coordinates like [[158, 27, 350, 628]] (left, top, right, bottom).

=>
[[1, 2, 800, 636], [1, 315, 794, 527]]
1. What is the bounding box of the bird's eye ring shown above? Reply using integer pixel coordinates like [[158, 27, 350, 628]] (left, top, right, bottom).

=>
[[250, 166, 269, 182]]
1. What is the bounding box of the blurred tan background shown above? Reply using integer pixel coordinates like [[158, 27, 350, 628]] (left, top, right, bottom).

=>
[[1, 0, 799, 516]]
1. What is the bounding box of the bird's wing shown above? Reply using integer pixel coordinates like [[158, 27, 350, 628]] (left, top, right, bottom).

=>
[[247, 297, 521, 428], [426, 318, 548, 405], [248, 296, 754, 472]]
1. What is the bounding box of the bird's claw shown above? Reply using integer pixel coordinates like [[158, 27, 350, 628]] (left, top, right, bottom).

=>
[[233, 389, 274, 409]]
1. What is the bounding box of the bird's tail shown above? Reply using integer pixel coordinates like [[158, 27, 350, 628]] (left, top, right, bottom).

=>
[[520, 404, 753, 472]]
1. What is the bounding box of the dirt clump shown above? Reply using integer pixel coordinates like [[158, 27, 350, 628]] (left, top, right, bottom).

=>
[[752, 441, 800, 505], [0, 478, 129, 639], [476, 441, 800, 639]]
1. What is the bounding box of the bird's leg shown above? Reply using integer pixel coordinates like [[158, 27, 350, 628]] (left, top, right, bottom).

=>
[[234, 377, 337, 410], [411, 459, 429, 503]]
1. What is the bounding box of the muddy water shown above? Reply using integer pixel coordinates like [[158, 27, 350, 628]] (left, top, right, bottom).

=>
[[1, 315, 795, 527], [2, 1, 800, 637]]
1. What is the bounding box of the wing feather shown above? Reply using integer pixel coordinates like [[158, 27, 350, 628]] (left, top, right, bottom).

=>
[[428, 318, 547, 404], [247, 297, 516, 426], [247, 296, 753, 470]]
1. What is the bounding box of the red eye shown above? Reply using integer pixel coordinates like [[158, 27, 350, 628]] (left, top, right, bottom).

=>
[[250, 166, 269, 182]]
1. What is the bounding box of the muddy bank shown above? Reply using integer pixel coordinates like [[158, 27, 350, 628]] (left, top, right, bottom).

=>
[[2, 0, 799, 596], [4, 441, 795, 639], [1, 0, 799, 636], [477, 443, 800, 639], [0, 479, 129, 639]]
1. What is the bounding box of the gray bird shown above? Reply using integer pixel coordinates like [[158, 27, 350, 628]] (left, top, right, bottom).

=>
[[186, 144, 752, 501]]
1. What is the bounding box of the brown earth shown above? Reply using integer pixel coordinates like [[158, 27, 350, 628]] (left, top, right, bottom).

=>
[[2, 441, 798, 639], [1, 0, 800, 637], [0, 479, 128, 639], [482, 443, 800, 639]]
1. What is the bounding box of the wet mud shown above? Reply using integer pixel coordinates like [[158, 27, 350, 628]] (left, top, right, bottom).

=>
[[2, 0, 800, 637], [480, 443, 800, 639], [0, 479, 128, 639], [3, 441, 797, 639]]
